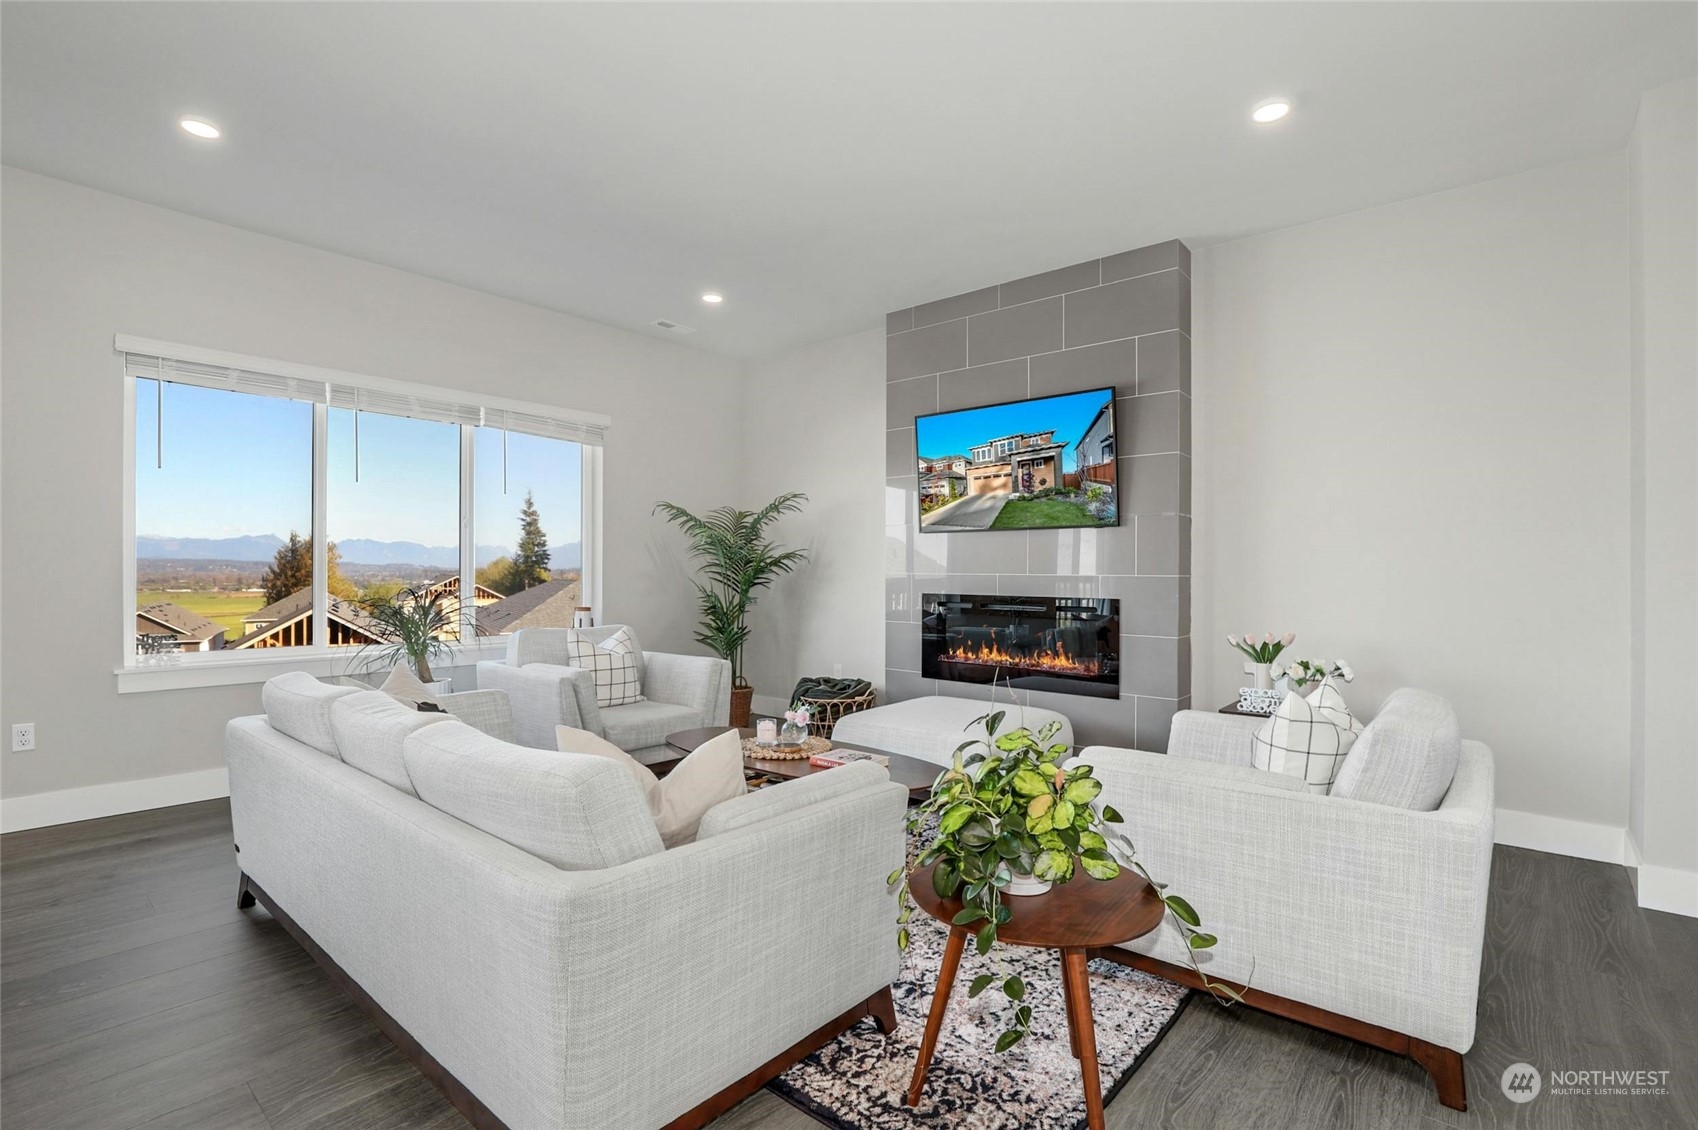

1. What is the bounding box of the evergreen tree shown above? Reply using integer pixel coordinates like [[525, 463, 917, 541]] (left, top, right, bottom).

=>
[[261, 532, 356, 605], [511, 492, 551, 590]]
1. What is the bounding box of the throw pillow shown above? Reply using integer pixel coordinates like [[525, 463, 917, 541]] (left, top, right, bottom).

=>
[[380, 664, 440, 710], [1252, 682, 1362, 794], [565, 626, 644, 708], [559, 725, 744, 847]]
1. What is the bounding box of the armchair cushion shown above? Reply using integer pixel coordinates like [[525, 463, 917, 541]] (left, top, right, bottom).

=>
[[600, 700, 704, 752], [1332, 688, 1462, 811], [402, 720, 664, 870], [262, 672, 360, 757], [508, 625, 648, 685]]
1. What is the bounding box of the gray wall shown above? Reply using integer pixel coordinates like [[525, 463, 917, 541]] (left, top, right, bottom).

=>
[[884, 241, 1192, 749]]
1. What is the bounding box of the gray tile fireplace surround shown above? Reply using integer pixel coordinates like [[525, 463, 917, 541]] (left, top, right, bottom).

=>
[[885, 240, 1191, 751]]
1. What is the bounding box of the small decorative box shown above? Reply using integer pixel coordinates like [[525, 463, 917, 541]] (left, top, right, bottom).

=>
[[1236, 688, 1285, 715]]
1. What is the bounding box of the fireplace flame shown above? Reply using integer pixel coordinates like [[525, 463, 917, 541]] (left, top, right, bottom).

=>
[[940, 638, 1102, 677]]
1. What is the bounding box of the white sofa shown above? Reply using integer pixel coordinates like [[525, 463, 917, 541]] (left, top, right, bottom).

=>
[[477, 626, 730, 763], [831, 694, 1075, 767], [228, 673, 905, 1130], [1080, 688, 1493, 1111]]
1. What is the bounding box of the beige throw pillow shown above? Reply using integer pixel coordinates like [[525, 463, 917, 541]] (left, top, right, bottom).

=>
[[556, 725, 745, 847], [380, 664, 440, 709]]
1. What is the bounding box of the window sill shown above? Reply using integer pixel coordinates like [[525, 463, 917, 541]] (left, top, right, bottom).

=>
[[114, 639, 512, 694]]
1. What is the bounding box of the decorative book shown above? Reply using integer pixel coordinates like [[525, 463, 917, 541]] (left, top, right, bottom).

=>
[[1237, 688, 1284, 716], [808, 749, 891, 769]]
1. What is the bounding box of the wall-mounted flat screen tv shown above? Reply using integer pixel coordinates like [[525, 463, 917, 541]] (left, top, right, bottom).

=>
[[914, 386, 1118, 533]]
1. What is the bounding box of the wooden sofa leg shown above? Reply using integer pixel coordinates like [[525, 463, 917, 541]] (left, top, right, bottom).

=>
[[1409, 1038, 1467, 1111], [868, 985, 897, 1035], [236, 872, 256, 910]]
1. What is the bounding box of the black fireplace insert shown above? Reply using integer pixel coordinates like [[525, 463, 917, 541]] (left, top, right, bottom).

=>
[[920, 593, 1119, 699]]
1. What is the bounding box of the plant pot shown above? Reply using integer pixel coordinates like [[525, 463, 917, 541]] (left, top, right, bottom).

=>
[[1000, 864, 1052, 897], [729, 685, 754, 728]]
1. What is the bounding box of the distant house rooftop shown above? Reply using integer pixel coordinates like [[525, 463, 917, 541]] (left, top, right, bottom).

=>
[[228, 589, 397, 650], [476, 578, 583, 636], [136, 602, 224, 643]]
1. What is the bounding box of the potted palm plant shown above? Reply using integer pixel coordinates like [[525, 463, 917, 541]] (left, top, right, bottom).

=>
[[653, 492, 808, 727], [358, 585, 459, 692]]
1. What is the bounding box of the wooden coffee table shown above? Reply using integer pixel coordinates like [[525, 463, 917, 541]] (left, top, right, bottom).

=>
[[659, 727, 941, 800], [904, 861, 1165, 1130]]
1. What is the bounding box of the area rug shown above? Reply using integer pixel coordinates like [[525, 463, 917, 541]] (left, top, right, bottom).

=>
[[769, 856, 1191, 1128]]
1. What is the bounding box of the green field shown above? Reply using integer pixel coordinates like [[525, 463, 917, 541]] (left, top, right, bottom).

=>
[[137, 591, 266, 639], [990, 498, 1103, 529]]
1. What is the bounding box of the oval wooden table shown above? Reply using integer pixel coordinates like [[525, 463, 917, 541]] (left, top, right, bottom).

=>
[[905, 861, 1165, 1130]]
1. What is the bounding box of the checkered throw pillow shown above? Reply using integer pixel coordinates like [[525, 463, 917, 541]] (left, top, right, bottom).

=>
[[1252, 681, 1363, 794], [566, 626, 645, 708]]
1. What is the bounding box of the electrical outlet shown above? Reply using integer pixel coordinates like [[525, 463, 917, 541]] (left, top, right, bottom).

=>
[[11, 723, 36, 753]]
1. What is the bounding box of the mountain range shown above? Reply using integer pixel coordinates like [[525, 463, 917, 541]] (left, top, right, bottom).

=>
[[137, 534, 582, 570]]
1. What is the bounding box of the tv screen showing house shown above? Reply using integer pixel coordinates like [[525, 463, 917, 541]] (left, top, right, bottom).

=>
[[914, 387, 1118, 533]]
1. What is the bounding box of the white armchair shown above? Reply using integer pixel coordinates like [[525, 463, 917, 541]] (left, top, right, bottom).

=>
[[476, 626, 730, 762], [1079, 689, 1494, 1112]]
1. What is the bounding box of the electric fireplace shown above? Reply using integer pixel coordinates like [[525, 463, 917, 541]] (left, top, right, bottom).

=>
[[920, 593, 1120, 699]]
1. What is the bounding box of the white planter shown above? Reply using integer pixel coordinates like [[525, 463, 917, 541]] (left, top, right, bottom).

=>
[[1002, 865, 1052, 897], [1244, 661, 1274, 690]]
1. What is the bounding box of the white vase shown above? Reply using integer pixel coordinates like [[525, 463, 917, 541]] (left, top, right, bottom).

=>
[[1001, 864, 1052, 897], [1244, 661, 1274, 691]]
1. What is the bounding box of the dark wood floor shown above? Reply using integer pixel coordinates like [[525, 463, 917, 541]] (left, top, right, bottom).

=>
[[3, 800, 1694, 1129]]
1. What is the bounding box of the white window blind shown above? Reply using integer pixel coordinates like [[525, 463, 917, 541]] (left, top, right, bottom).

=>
[[119, 339, 610, 446]]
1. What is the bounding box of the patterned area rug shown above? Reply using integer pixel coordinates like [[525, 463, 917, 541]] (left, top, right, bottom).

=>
[[769, 882, 1191, 1129]]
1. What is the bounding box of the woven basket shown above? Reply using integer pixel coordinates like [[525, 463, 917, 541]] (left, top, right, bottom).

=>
[[797, 690, 877, 738]]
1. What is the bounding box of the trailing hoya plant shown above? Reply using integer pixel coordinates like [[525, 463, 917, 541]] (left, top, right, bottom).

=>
[[890, 705, 1244, 1052]]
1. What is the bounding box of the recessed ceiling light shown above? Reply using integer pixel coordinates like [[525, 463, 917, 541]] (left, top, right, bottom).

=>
[[179, 118, 221, 140], [701, 292, 724, 304], [1251, 99, 1292, 125]]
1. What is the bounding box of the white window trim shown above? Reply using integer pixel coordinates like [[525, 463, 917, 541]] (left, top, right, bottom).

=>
[[117, 336, 607, 694]]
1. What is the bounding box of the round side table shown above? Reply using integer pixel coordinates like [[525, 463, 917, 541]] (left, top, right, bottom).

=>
[[904, 861, 1165, 1130]]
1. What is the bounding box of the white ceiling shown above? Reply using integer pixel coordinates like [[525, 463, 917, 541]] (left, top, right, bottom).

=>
[[4, 2, 1693, 358]]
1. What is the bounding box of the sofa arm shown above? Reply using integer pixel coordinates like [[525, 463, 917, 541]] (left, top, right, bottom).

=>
[[1167, 709, 1262, 765], [439, 689, 514, 742], [643, 651, 731, 727], [1084, 741, 1495, 1053], [553, 773, 906, 1127], [475, 661, 600, 748]]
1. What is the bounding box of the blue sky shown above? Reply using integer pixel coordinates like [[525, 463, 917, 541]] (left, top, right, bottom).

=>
[[914, 388, 1114, 473], [136, 380, 581, 548]]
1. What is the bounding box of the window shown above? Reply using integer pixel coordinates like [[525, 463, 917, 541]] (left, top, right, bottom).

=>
[[135, 380, 314, 655], [471, 428, 584, 638], [121, 338, 607, 681]]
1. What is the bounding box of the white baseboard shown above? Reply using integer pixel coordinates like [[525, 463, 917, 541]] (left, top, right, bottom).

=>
[[1635, 862, 1698, 917], [0, 767, 230, 834], [1493, 807, 1625, 864]]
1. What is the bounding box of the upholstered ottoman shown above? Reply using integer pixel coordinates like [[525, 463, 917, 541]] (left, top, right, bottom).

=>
[[831, 695, 1075, 768]]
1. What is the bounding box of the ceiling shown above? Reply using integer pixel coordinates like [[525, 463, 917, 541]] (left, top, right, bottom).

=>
[[4, 3, 1693, 358]]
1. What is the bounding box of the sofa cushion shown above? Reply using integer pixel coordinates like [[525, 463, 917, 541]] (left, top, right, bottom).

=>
[[331, 691, 451, 796], [403, 720, 664, 870], [830, 695, 1075, 768], [698, 760, 889, 840], [262, 672, 361, 757], [599, 699, 703, 752], [1331, 688, 1462, 810], [566, 626, 644, 707], [1251, 683, 1362, 794]]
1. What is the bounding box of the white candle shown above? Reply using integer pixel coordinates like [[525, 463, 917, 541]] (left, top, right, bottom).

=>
[[755, 719, 776, 742]]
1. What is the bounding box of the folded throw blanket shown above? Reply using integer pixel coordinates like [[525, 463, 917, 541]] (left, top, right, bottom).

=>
[[790, 676, 873, 705]]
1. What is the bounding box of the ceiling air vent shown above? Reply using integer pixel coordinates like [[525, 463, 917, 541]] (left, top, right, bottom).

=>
[[651, 319, 698, 334]]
